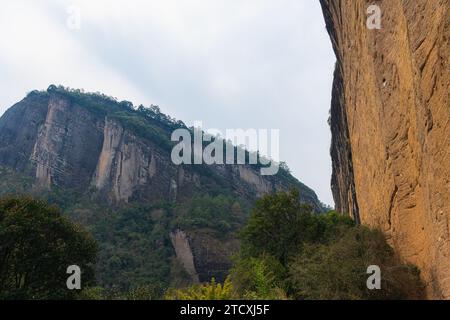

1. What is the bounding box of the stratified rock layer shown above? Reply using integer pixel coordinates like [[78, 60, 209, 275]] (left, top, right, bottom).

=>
[[0, 91, 322, 208], [0, 87, 325, 287], [320, 0, 449, 298]]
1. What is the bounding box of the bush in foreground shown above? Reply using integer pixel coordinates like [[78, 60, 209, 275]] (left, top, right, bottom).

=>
[[228, 190, 424, 300], [0, 197, 98, 299], [165, 277, 236, 300]]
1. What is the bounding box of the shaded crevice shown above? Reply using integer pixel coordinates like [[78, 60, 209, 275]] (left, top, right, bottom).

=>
[[329, 64, 360, 223]]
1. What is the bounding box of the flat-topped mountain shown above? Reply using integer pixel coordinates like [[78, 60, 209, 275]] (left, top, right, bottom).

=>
[[0, 85, 324, 289]]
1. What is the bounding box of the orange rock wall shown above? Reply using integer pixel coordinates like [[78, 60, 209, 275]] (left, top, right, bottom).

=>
[[320, 0, 449, 298]]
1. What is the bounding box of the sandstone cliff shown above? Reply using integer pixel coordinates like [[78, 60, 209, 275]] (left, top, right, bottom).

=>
[[0, 88, 322, 207], [0, 86, 324, 288], [320, 0, 449, 298]]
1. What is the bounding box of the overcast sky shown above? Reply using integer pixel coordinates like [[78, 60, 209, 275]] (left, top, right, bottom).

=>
[[0, 0, 336, 206]]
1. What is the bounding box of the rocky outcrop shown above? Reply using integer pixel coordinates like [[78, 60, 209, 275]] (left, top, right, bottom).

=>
[[9, 92, 324, 210], [320, 0, 449, 298], [170, 229, 199, 283], [31, 95, 104, 189], [0, 90, 323, 208], [238, 165, 272, 197], [0, 91, 48, 174], [92, 118, 158, 202], [0, 86, 326, 287], [189, 229, 239, 283]]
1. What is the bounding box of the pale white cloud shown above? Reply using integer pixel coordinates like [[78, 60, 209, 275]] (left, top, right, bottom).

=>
[[0, 1, 150, 109], [0, 0, 336, 206]]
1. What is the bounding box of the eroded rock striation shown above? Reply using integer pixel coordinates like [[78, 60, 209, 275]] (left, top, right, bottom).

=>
[[320, 0, 449, 298], [0, 86, 324, 287], [0, 90, 321, 206]]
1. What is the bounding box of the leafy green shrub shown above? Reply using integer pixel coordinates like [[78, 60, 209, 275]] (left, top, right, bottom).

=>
[[165, 277, 236, 300], [175, 195, 247, 233], [0, 197, 98, 299], [0, 166, 33, 196], [230, 254, 288, 299], [77, 284, 162, 300], [120, 284, 164, 300], [239, 189, 352, 265], [92, 205, 173, 292], [288, 227, 424, 300], [231, 190, 424, 300], [76, 286, 107, 300]]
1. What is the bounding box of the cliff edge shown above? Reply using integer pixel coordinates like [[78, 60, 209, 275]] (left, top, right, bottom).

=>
[[320, 0, 449, 298]]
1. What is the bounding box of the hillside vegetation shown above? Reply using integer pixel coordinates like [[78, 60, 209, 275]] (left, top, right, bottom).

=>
[[168, 190, 425, 300], [0, 85, 327, 293]]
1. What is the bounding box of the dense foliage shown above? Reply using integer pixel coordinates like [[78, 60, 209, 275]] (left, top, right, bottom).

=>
[[0, 87, 422, 300], [238, 189, 352, 264], [92, 204, 173, 293], [0, 191, 425, 300], [0, 197, 97, 299], [173, 195, 247, 233], [230, 190, 424, 299], [289, 227, 424, 299], [171, 190, 424, 300], [165, 277, 235, 300]]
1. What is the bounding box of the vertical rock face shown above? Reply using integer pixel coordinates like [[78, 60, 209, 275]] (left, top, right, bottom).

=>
[[0, 87, 327, 287], [170, 229, 200, 283], [31, 95, 104, 189], [320, 0, 449, 298], [0, 92, 48, 174], [237, 165, 272, 196], [92, 118, 158, 202], [0, 89, 325, 210]]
